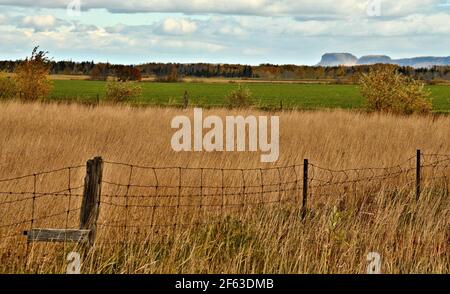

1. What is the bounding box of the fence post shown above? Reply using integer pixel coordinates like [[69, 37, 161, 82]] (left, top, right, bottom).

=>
[[80, 157, 103, 247], [301, 159, 309, 219], [416, 150, 421, 201], [183, 90, 189, 109]]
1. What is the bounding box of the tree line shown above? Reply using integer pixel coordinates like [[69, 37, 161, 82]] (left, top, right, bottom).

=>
[[0, 47, 438, 115], [0, 59, 449, 83]]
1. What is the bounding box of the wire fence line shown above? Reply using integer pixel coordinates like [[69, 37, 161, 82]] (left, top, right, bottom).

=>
[[0, 151, 449, 246], [0, 165, 86, 243]]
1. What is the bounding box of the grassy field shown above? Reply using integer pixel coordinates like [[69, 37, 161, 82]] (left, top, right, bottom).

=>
[[0, 102, 449, 273], [49, 80, 450, 112]]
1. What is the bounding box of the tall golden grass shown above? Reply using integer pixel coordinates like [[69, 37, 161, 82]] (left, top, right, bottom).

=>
[[0, 101, 449, 273]]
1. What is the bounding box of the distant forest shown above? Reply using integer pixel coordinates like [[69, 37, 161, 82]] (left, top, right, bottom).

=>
[[0, 59, 449, 83]]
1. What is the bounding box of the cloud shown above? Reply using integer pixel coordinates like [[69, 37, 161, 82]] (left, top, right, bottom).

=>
[[70, 22, 99, 33], [18, 15, 58, 31], [0, 2, 449, 64], [0, 0, 445, 17], [155, 18, 198, 35], [0, 14, 7, 24]]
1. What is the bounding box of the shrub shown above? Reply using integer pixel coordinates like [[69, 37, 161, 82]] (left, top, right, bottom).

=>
[[0, 75, 16, 100], [14, 46, 53, 102], [360, 65, 432, 115], [106, 80, 142, 103], [225, 84, 254, 108]]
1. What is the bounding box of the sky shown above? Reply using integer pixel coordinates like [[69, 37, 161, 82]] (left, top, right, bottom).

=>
[[0, 0, 449, 65]]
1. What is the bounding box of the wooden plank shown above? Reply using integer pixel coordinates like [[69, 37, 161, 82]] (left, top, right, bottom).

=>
[[80, 157, 103, 247], [25, 229, 91, 243]]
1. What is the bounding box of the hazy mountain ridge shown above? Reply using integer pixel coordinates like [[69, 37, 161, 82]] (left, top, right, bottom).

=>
[[318, 53, 358, 66], [318, 53, 450, 68]]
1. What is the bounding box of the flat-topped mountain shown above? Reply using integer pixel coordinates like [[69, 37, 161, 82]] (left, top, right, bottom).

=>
[[317, 53, 358, 66], [357, 55, 392, 65], [318, 53, 450, 68]]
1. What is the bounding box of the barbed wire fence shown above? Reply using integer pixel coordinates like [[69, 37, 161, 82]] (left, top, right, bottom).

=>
[[0, 165, 85, 241], [0, 150, 449, 251]]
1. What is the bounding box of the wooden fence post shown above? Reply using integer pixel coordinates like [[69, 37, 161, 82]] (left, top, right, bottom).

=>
[[80, 157, 103, 247], [416, 150, 421, 201], [183, 90, 189, 109], [301, 159, 309, 219]]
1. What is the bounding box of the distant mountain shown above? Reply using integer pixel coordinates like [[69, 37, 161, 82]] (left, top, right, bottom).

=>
[[318, 53, 450, 68], [394, 57, 450, 68], [318, 53, 358, 66], [357, 55, 392, 65]]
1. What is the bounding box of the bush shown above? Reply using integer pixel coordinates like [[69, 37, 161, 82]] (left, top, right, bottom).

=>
[[360, 65, 432, 115], [106, 80, 142, 103], [14, 46, 53, 102], [0, 75, 16, 100], [224, 84, 254, 108]]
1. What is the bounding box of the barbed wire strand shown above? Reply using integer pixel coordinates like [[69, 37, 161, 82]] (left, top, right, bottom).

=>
[[0, 154, 448, 248]]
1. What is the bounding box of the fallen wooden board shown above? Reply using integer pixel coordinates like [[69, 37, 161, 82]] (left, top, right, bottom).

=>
[[25, 229, 91, 243]]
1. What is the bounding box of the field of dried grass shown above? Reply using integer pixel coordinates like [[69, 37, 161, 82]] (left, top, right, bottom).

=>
[[0, 102, 449, 274]]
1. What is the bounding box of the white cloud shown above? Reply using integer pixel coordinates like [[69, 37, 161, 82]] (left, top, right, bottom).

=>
[[19, 15, 56, 31], [156, 18, 197, 35], [0, 0, 445, 17], [0, 1, 449, 64]]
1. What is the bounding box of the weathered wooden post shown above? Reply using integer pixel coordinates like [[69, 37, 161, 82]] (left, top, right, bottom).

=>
[[301, 159, 309, 219], [80, 157, 103, 247], [416, 150, 421, 201], [24, 157, 103, 245], [183, 90, 189, 109]]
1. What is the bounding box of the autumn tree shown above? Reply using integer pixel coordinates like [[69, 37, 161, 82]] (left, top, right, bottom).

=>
[[90, 63, 109, 81], [14, 46, 53, 101], [116, 66, 142, 82], [156, 64, 180, 82], [0, 73, 16, 100], [360, 65, 432, 115], [130, 68, 142, 81]]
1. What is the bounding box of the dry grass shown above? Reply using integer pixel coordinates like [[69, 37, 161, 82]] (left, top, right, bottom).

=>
[[0, 101, 449, 274]]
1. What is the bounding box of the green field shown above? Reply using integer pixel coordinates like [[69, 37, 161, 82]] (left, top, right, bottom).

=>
[[50, 80, 450, 112]]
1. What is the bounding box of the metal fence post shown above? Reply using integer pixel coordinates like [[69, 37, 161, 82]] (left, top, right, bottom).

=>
[[416, 150, 421, 201], [80, 157, 103, 247]]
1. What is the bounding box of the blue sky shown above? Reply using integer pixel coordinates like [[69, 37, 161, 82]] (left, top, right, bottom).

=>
[[0, 0, 449, 65]]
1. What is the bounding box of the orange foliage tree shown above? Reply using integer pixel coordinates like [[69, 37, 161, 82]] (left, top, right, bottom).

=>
[[14, 46, 53, 101]]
